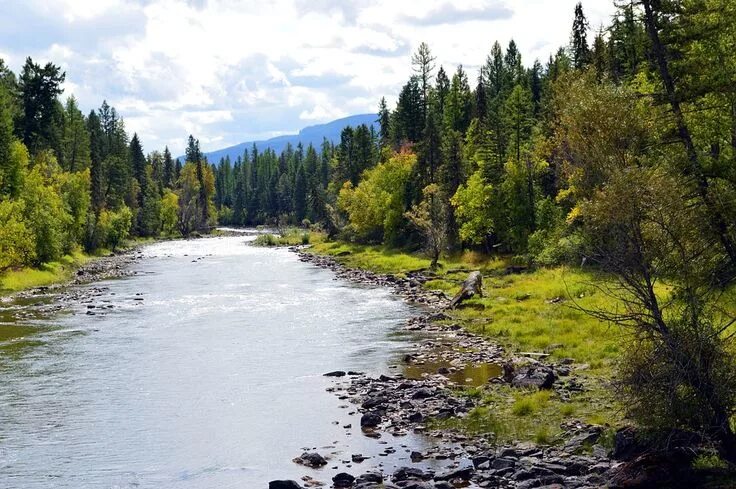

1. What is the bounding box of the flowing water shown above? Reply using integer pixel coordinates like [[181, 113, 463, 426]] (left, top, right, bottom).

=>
[[0, 234, 448, 488]]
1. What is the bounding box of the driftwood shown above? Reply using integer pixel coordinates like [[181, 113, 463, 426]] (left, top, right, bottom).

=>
[[448, 271, 483, 309]]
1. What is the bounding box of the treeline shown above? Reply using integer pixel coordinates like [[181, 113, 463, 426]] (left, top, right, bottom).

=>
[[208, 2, 651, 263], [213, 0, 736, 460], [0, 58, 217, 270]]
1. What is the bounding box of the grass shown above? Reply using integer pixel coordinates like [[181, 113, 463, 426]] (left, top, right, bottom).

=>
[[0, 237, 155, 295], [0, 250, 92, 293], [252, 229, 326, 247], [308, 241, 625, 445]]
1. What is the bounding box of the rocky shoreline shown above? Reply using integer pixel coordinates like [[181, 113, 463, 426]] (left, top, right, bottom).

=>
[[280, 248, 618, 489]]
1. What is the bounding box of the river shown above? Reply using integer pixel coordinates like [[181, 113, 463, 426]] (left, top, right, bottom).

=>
[[0, 234, 446, 488]]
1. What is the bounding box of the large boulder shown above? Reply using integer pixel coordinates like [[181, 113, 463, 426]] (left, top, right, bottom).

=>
[[269, 481, 302, 489], [292, 451, 327, 468], [511, 366, 556, 390], [360, 412, 382, 428]]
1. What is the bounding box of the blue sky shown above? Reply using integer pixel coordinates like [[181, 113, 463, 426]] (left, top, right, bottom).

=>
[[0, 0, 616, 155]]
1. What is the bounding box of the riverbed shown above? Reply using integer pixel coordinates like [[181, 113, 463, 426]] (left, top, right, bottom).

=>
[[0, 235, 448, 488]]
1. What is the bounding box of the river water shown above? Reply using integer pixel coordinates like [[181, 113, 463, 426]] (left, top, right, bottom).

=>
[[0, 234, 445, 488]]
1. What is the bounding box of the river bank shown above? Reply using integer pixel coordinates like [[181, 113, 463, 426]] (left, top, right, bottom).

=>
[[285, 243, 734, 489], [289, 247, 617, 489]]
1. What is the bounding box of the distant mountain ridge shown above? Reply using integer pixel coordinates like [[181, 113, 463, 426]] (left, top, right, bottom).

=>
[[189, 114, 378, 164]]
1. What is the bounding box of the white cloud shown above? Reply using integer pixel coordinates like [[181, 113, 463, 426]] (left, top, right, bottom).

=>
[[1, 0, 617, 154]]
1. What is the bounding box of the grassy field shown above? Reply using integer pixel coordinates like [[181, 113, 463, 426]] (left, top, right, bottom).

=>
[[0, 250, 94, 293], [0, 237, 158, 295], [310, 240, 624, 445]]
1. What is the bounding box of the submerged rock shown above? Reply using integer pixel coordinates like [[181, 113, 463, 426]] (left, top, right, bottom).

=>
[[293, 451, 327, 468], [269, 481, 303, 489]]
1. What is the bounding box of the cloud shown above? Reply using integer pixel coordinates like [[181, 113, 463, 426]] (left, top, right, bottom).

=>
[[0, 0, 617, 155], [399, 2, 513, 26]]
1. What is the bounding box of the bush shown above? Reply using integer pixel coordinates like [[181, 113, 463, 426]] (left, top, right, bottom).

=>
[[252, 234, 278, 247]]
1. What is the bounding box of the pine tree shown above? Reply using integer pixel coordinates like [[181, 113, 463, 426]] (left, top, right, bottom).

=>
[[377, 97, 390, 147], [163, 146, 174, 189], [571, 2, 591, 70], [293, 164, 307, 222], [411, 42, 436, 120], [591, 28, 608, 80], [60, 96, 91, 172], [86, 110, 104, 213], [17, 57, 65, 154]]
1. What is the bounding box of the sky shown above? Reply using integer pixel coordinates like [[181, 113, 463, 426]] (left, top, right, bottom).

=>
[[0, 0, 617, 155]]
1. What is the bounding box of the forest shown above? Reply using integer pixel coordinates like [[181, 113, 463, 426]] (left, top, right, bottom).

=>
[[1, 0, 736, 462]]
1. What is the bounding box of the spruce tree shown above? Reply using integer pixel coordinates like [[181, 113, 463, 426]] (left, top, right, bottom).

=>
[[571, 2, 591, 70], [411, 42, 436, 120]]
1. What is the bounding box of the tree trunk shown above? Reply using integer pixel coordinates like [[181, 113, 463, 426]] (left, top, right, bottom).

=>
[[448, 271, 483, 309]]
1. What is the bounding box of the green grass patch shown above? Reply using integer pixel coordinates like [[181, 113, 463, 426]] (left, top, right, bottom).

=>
[[307, 240, 628, 444], [0, 250, 92, 293], [253, 229, 326, 247]]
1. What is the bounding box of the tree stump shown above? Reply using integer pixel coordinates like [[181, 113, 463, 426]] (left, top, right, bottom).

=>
[[448, 271, 483, 309]]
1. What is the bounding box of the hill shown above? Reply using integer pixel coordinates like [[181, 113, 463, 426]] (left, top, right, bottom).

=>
[[192, 114, 378, 164]]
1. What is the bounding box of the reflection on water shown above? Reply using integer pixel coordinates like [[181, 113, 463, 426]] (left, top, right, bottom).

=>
[[404, 360, 502, 387], [0, 235, 458, 488]]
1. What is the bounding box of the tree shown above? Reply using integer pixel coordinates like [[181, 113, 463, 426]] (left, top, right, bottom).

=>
[[99, 206, 132, 251], [163, 146, 175, 189], [60, 96, 90, 172], [87, 110, 105, 213], [570, 2, 591, 69], [293, 164, 307, 221], [377, 97, 391, 147], [338, 151, 416, 244], [0, 87, 24, 198], [393, 77, 423, 145], [185, 135, 209, 230], [503, 84, 534, 167], [405, 183, 448, 269], [411, 42, 436, 119], [160, 189, 179, 235], [17, 57, 65, 154], [0, 199, 35, 270], [451, 171, 495, 247]]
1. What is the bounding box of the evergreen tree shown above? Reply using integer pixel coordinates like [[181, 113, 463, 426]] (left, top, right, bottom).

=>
[[17, 57, 65, 154], [293, 164, 307, 222], [377, 97, 390, 147], [86, 110, 105, 213], [163, 146, 174, 189], [60, 96, 90, 172], [411, 42, 436, 120], [571, 2, 591, 69]]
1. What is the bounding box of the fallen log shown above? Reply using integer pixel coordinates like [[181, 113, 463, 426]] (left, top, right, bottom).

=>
[[448, 271, 483, 309]]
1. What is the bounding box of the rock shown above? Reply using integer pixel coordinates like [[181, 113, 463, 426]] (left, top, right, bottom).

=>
[[612, 426, 645, 461], [356, 472, 383, 483], [332, 472, 355, 488], [411, 388, 434, 399], [511, 366, 556, 390], [324, 370, 347, 377], [269, 481, 302, 489], [434, 466, 473, 481], [293, 451, 327, 468], [492, 457, 517, 470], [392, 466, 427, 482], [360, 412, 381, 428], [563, 425, 603, 452]]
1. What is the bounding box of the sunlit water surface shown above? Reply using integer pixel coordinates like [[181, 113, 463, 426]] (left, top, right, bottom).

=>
[[0, 235, 443, 488]]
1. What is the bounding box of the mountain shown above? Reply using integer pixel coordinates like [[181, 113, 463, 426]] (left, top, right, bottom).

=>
[[192, 114, 379, 164]]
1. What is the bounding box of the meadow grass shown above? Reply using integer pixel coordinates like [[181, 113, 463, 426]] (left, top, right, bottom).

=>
[[0, 237, 154, 294], [309, 241, 625, 444], [253, 229, 326, 247], [0, 250, 92, 293]]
